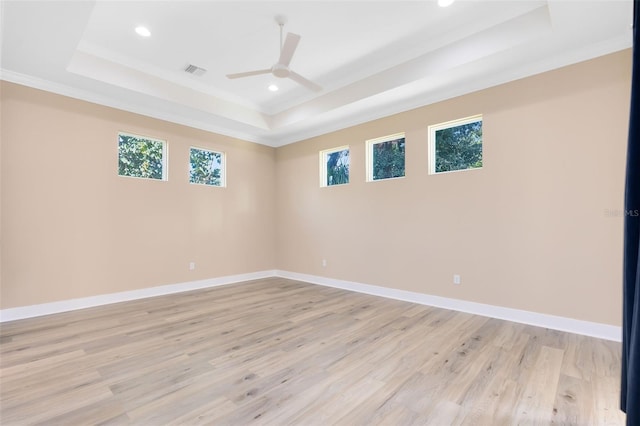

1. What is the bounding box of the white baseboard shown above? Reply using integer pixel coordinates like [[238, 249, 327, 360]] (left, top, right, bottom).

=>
[[1, 269, 622, 342], [0, 270, 277, 323], [275, 270, 622, 342]]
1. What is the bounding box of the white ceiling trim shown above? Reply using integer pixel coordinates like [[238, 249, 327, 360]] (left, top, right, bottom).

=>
[[272, 5, 552, 131], [1, 1, 632, 148], [0, 69, 269, 145], [67, 51, 272, 131]]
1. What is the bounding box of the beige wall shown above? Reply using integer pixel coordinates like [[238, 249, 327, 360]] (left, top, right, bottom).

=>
[[0, 50, 631, 326], [276, 50, 631, 326], [0, 82, 276, 309]]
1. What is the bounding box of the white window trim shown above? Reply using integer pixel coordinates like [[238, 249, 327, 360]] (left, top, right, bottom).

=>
[[319, 145, 350, 187], [428, 114, 483, 175], [189, 146, 226, 188], [365, 132, 406, 182], [118, 131, 168, 181]]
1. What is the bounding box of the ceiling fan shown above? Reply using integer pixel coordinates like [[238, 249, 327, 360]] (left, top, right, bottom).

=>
[[226, 16, 322, 92]]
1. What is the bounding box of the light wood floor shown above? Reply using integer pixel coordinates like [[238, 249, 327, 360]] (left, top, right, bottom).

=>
[[0, 278, 625, 425]]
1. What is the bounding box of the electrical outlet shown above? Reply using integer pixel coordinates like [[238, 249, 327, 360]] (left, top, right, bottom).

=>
[[189, 262, 196, 271], [322, 259, 327, 267], [453, 274, 461, 285]]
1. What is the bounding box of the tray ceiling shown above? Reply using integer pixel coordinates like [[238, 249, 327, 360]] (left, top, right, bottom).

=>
[[0, 1, 632, 146]]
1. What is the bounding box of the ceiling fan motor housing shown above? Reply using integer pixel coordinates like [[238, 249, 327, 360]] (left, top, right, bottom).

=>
[[272, 63, 290, 78]]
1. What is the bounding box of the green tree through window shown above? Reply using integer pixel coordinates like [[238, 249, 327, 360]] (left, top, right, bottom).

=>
[[372, 137, 405, 180], [190, 148, 223, 186], [326, 148, 349, 186], [434, 120, 482, 173], [118, 133, 165, 180]]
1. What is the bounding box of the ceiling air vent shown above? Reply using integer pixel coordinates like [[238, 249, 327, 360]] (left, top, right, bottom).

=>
[[184, 64, 207, 76]]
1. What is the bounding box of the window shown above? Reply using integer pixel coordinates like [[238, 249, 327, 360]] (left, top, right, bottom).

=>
[[366, 133, 405, 181], [118, 132, 167, 180], [429, 115, 483, 174], [320, 146, 350, 187], [190, 147, 225, 187]]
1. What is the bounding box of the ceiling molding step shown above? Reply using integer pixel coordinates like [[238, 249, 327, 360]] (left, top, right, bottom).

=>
[[0, 69, 274, 147]]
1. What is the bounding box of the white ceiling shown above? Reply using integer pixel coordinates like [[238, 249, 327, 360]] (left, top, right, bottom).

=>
[[0, 0, 633, 147]]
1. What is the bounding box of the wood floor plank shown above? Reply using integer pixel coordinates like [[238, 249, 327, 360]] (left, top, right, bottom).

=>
[[418, 400, 467, 425], [552, 374, 594, 425], [592, 375, 626, 425], [1, 380, 114, 425], [512, 345, 565, 424], [460, 332, 532, 425], [33, 398, 129, 426], [0, 277, 626, 425]]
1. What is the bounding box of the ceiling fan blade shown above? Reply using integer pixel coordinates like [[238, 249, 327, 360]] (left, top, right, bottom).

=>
[[226, 69, 271, 79], [278, 32, 301, 67], [289, 71, 322, 92]]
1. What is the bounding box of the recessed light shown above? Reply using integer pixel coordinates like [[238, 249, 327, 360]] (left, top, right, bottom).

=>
[[268, 84, 279, 92], [135, 26, 151, 37], [438, 0, 455, 7]]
